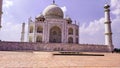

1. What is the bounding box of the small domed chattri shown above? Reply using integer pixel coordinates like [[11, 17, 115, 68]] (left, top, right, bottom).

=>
[[104, 4, 110, 9], [65, 16, 72, 24]]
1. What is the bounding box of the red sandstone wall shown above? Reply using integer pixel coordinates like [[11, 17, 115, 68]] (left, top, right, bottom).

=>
[[0, 41, 109, 52]]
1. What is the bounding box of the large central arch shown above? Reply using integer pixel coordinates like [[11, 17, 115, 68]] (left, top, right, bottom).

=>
[[49, 26, 61, 43]]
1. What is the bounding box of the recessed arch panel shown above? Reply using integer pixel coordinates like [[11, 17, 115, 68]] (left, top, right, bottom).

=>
[[49, 26, 61, 43], [68, 37, 73, 43]]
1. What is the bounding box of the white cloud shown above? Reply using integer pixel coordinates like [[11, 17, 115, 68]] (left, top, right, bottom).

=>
[[111, 0, 120, 16], [112, 16, 120, 48], [0, 22, 21, 41], [80, 18, 105, 44], [3, 0, 13, 8], [0, 21, 29, 42], [80, 18, 104, 35], [111, 0, 120, 48], [61, 6, 67, 17], [111, 0, 117, 7]]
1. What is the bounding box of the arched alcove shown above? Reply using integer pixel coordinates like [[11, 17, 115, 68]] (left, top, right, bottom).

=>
[[37, 26, 43, 33], [76, 38, 79, 44], [49, 26, 61, 43], [68, 37, 73, 43], [68, 28, 73, 35], [29, 36, 32, 42], [29, 26, 33, 33], [76, 29, 79, 35], [36, 36, 42, 43]]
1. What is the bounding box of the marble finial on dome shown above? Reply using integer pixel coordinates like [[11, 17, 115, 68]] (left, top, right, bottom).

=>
[[104, 1, 110, 9], [53, 0, 55, 4]]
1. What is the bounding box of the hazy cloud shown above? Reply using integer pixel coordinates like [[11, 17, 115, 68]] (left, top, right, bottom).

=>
[[110, 0, 120, 48], [3, 0, 13, 8], [111, 0, 120, 16], [61, 6, 67, 13], [80, 18, 104, 44], [61, 6, 67, 17], [0, 22, 21, 41]]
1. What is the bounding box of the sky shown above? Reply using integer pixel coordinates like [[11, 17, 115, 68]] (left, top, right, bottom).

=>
[[0, 0, 120, 48]]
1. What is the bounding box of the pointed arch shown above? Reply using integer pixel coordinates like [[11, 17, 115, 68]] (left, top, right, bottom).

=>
[[29, 26, 33, 33], [37, 26, 43, 33], [29, 36, 32, 42], [49, 26, 61, 43], [36, 36, 42, 43], [76, 29, 79, 35], [76, 38, 79, 44], [68, 37, 73, 43], [68, 28, 73, 35]]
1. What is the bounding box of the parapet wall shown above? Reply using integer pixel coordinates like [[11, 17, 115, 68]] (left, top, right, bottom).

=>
[[0, 41, 110, 52]]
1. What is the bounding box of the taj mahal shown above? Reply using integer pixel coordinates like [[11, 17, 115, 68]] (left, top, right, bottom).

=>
[[27, 1, 79, 44], [0, 0, 113, 52]]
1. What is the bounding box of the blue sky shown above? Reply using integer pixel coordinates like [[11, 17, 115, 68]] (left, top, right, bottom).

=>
[[0, 0, 120, 48]]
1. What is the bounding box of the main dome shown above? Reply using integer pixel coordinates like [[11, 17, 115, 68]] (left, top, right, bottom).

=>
[[43, 4, 64, 19]]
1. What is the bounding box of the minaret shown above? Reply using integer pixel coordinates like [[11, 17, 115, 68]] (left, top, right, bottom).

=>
[[104, 4, 114, 51], [0, 0, 3, 29], [21, 23, 25, 42]]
